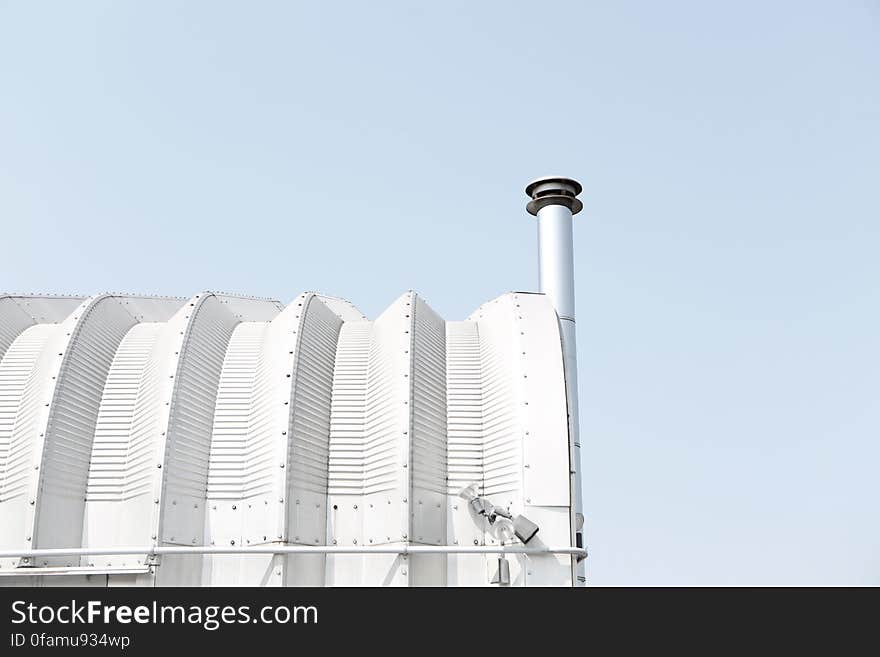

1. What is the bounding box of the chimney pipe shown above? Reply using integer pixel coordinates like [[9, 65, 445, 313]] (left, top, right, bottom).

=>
[[525, 176, 585, 585]]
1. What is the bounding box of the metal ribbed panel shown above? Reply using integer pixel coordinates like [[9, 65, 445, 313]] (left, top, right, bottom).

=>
[[287, 298, 342, 497], [410, 296, 447, 496], [122, 330, 169, 499], [0, 295, 185, 570], [445, 321, 483, 495], [47, 311, 131, 500], [76, 293, 280, 575], [244, 331, 276, 502], [204, 320, 268, 565], [0, 325, 55, 502], [81, 318, 174, 565], [87, 324, 162, 501], [160, 296, 252, 550], [363, 298, 408, 498], [156, 294, 283, 586], [207, 322, 265, 501], [164, 300, 238, 502], [0, 321, 61, 569], [283, 295, 345, 585], [201, 294, 346, 584], [410, 296, 447, 552], [475, 297, 523, 498], [35, 297, 140, 559], [327, 322, 371, 496]]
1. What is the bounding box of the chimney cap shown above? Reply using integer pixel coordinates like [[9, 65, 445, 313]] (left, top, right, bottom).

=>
[[525, 176, 583, 216]]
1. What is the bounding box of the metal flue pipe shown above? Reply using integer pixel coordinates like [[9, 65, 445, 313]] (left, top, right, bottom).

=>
[[525, 176, 585, 585]]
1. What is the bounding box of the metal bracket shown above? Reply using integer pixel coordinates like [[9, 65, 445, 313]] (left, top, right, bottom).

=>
[[489, 556, 511, 586]]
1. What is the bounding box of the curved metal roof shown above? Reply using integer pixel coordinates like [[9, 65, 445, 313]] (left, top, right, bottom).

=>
[[0, 290, 575, 586]]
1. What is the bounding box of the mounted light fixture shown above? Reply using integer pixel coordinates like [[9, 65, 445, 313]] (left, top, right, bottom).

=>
[[458, 484, 539, 545]]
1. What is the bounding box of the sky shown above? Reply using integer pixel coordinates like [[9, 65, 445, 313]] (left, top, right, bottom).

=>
[[1, 1, 878, 585]]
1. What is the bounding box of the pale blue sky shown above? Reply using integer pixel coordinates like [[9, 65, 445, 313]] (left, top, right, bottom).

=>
[[1, 1, 878, 584]]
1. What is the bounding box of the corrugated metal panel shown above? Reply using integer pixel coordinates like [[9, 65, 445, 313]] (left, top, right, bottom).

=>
[[328, 321, 371, 497], [410, 296, 446, 552], [0, 290, 574, 587], [0, 324, 57, 569], [445, 321, 483, 495], [474, 295, 524, 498], [87, 323, 163, 502], [156, 294, 282, 585], [0, 296, 185, 572], [285, 296, 341, 535], [35, 297, 141, 567], [445, 320, 485, 585], [282, 295, 344, 585], [207, 322, 265, 501]]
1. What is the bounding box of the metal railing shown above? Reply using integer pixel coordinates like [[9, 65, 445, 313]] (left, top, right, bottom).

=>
[[1, 544, 587, 560]]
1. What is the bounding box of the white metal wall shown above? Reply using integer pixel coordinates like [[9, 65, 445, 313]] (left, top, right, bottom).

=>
[[0, 291, 575, 587]]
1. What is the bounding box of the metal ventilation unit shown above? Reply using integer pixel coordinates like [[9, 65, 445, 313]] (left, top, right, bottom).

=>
[[0, 178, 586, 587]]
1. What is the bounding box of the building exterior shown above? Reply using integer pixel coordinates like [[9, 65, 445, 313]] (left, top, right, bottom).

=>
[[0, 178, 586, 587]]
